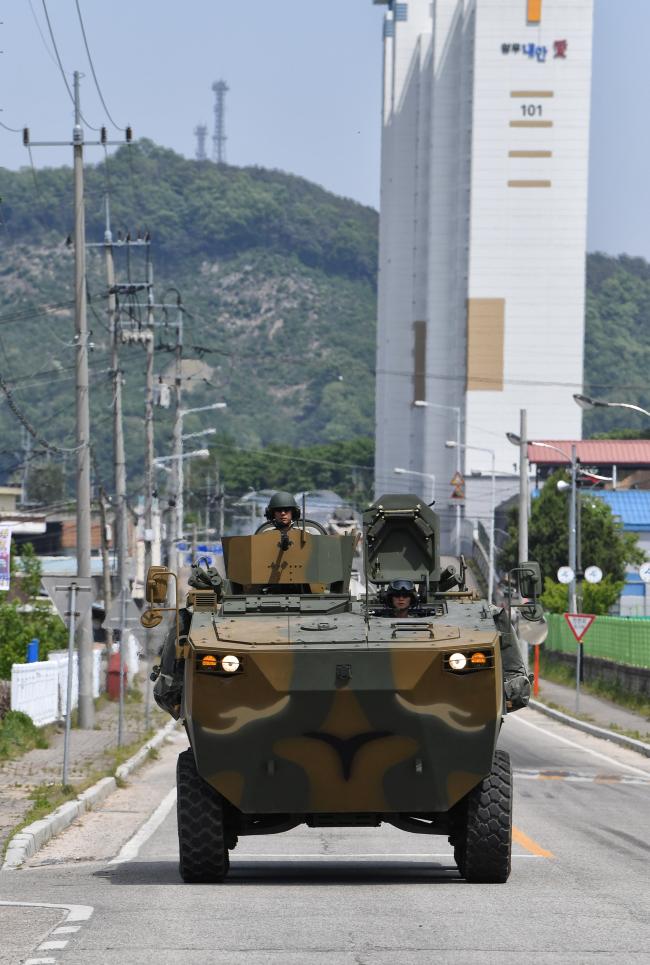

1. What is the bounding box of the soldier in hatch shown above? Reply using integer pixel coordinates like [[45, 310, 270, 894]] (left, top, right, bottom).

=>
[[384, 579, 419, 618], [264, 491, 301, 536]]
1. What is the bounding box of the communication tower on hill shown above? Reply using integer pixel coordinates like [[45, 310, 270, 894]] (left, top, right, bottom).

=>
[[211, 80, 229, 164], [194, 124, 208, 161]]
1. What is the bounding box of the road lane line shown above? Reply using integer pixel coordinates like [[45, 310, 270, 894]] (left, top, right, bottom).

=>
[[110, 786, 177, 864], [24, 959, 56, 964], [512, 827, 554, 858], [511, 714, 650, 777], [38, 941, 67, 950]]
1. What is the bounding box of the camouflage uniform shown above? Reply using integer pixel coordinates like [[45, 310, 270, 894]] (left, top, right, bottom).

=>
[[492, 605, 532, 709], [153, 565, 223, 718]]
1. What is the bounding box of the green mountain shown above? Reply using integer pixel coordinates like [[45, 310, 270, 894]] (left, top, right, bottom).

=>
[[583, 253, 650, 437], [0, 142, 378, 495], [1, 141, 649, 505]]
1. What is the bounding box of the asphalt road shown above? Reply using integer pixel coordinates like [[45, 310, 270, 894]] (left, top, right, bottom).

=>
[[2, 709, 649, 965]]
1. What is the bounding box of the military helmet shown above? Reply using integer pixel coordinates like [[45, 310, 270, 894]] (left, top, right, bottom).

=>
[[386, 578, 419, 605], [264, 491, 301, 522]]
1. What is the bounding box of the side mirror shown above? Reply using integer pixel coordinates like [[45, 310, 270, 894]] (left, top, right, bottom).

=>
[[140, 608, 163, 629], [517, 605, 548, 647], [518, 561, 542, 600], [146, 565, 170, 605], [519, 602, 545, 623]]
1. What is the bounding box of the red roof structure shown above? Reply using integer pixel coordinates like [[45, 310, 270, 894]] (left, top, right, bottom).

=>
[[528, 440, 650, 466]]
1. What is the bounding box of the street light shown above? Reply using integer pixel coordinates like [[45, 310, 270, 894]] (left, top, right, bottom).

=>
[[414, 399, 462, 555], [505, 410, 530, 568], [526, 439, 578, 613], [182, 427, 217, 442], [573, 393, 650, 418], [170, 403, 227, 569], [393, 467, 436, 504], [446, 440, 495, 602], [155, 448, 210, 465]]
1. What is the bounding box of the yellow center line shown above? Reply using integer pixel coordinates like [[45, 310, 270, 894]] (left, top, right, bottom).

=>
[[513, 826, 555, 858]]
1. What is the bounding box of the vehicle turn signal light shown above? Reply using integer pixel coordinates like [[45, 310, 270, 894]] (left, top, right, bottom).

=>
[[470, 652, 487, 665], [201, 655, 218, 668]]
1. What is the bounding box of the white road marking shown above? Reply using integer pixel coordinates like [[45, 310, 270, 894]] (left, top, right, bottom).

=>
[[515, 769, 650, 786], [0, 900, 92, 962], [0, 901, 93, 921], [109, 787, 177, 864], [511, 714, 650, 777]]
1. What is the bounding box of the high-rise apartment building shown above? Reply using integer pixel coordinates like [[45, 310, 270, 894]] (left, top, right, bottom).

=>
[[373, 0, 594, 548]]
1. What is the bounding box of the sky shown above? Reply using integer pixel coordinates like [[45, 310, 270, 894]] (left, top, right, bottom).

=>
[[0, 0, 647, 258]]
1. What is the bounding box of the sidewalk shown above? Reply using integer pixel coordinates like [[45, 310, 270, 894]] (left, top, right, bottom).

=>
[[536, 676, 650, 742], [0, 687, 166, 855]]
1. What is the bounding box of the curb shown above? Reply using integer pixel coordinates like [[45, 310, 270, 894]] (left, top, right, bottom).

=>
[[529, 698, 650, 758], [3, 719, 179, 870]]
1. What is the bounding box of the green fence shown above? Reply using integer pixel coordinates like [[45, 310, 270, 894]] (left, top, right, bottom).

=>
[[545, 613, 650, 669]]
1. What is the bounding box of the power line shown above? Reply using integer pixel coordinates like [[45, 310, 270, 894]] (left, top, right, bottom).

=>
[[0, 118, 23, 134], [74, 0, 124, 131], [28, 0, 58, 66], [0, 371, 81, 453], [40, 0, 75, 105], [40, 0, 100, 130]]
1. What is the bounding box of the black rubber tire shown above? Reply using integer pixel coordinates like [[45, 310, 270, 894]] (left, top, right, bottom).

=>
[[451, 749, 512, 883], [176, 748, 230, 883]]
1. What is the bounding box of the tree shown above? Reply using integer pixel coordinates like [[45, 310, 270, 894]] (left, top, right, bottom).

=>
[[499, 470, 644, 592], [0, 544, 67, 679], [27, 462, 66, 505]]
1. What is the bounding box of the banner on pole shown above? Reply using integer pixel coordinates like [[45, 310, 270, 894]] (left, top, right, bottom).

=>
[[0, 526, 11, 592], [564, 612, 595, 643]]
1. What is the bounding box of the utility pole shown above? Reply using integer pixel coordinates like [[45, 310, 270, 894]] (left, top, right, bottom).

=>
[[98, 486, 112, 652], [72, 71, 94, 728], [518, 409, 529, 565], [167, 297, 184, 574], [23, 72, 131, 729], [104, 200, 128, 604], [144, 259, 155, 578], [569, 444, 578, 615]]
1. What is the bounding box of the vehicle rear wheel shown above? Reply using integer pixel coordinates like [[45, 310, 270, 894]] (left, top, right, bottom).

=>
[[177, 748, 230, 882], [450, 748, 512, 883]]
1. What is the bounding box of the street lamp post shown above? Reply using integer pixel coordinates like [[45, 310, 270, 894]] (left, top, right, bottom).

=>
[[574, 393, 650, 419], [446, 441, 495, 602], [505, 409, 529, 566], [158, 447, 212, 572], [172, 402, 226, 570], [414, 399, 462, 555], [393, 467, 436, 504]]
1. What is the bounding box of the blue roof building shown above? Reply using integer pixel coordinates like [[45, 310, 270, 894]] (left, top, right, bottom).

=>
[[590, 491, 650, 615]]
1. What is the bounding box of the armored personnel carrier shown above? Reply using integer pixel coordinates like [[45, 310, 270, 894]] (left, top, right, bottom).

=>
[[143, 494, 543, 884]]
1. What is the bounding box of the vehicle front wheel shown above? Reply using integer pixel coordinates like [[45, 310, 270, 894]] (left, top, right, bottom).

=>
[[177, 748, 230, 883], [450, 748, 512, 883]]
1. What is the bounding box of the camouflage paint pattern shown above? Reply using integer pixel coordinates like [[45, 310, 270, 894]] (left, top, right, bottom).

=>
[[185, 603, 502, 816]]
